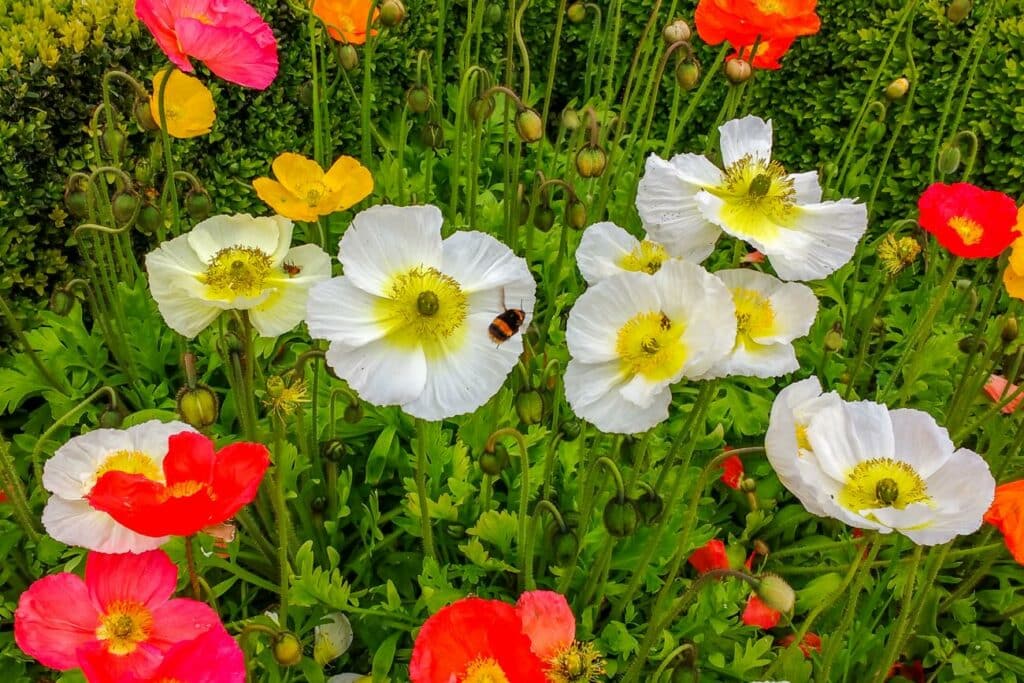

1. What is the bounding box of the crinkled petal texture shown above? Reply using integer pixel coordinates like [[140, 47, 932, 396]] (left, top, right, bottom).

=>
[[575, 221, 694, 284], [918, 182, 1020, 258], [135, 0, 279, 89], [689, 539, 730, 573], [87, 431, 271, 537], [636, 153, 724, 262], [695, 0, 820, 48], [728, 35, 797, 70], [766, 378, 995, 544], [742, 595, 781, 629], [150, 68, 216, 138], [515, 591, 576, 661], [41, 420, 194, 553], [253, 153, 374, 222], [312, 0, 378, 44], [410, 597, 548, 683], [146, 213, 329, 338], [701, 268, 818, 379], [985, 480, 1024, 565], [307, 205, 536, 421], [82, 626, 245, 683], [564, 261, 735, 434]]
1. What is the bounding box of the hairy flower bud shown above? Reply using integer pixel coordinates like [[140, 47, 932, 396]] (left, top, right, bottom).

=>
[[420, 121, 445, 149], [272, 632, 303, 667], [102, 128, 127, 158], [112, 192, 140, 225], [49, 288, 74, 316], [185, 191, 212, 221], [938, 145, 961, 175], [864, 120, 886, 145], [824, 329, 844, 352], [64, 188, 89, 218], [552, 528, 579, 565], [484, 4, 503, 25], [379, 0, 406, 26], [947, 0, 973, 23], [468, 97, 495, 123], [662, 19, 691, 44], [406, 85, 432, 114], [566, 200, 587, 230], [675, 61, 700, 90], [576, 144, 607, 178], [134, 99, 159, 131], [339, 44, 359, 71], [515, 108, 544, 143], [1003, 316, 1019, 343], [567, 2, 586, 23], [756, 573, 796, 613], [99, 409, 124, 429], [344, 401, 364, 423], [479, 442, 509, 476], [885, 77, 909, 100], [534, 205, 555, 232], [560, 418, 582, 441], [321, 438, 348, 463], [516, 389, 544, 425], [137, 203, 163, 235], [724, 59, 752, 84], [634, 490, 664, 524], [176, 384, 219, 429], [603, 499, 638, 537]]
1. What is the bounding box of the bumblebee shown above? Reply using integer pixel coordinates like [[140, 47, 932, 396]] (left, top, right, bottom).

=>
[[489, 308, 526, 343]]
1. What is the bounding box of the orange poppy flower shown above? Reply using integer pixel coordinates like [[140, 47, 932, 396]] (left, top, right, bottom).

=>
[[729, 35, 797, 70], [985, 480, 1024, 565], [312, 0, 378, 44], [696, 0, 820, 70]]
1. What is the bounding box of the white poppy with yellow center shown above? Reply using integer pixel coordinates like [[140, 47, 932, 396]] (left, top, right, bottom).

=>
[[145, 214, 331, 338], [700, 269, 818, 379], [306, 205, 536, 421], [41, 420, 195, 553], [564, 261, 736, 434], [575, 221, 702, 285], [637, 116, 868, 281], [766, 378, 995, 545]]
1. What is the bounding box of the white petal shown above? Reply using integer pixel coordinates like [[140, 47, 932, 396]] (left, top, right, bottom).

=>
[[564, 360, 668, 434], [576, 222, 641, 285], [888, 409, 956, 479], [565, 272, 662, 364], [307, 277, 390, 347], [904, 447, 996, 545], [441, 231, 534, 295], [805, 399, 894, 482], [187, 214, 284, 264], [275, 243, 333, 284], [618, 373, 666, 409], [149, 285, 222, 338], [636, 154, 723, 262], [146, 236, 221, 338], [719, 116, 773, 167], [339, 205, 444, 296], [324, 338, 427, 409], [249, 245, 333, 337], [42, 497, 169, 553], [694, 191, 805, 258], [43, 428, 137, 499], [403, 313, 522, 420], [790, 172, 822, 204], [714, 268, 818, 345], [765, 200, 869, 281], [126, 420, 196, 461], [703, 339, 798, 379]]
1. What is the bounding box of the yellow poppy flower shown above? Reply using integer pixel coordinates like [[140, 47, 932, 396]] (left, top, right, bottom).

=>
[[149, 68, 216, 139], [253, 153, 374, 222], [1004, 215, 1024, 300]]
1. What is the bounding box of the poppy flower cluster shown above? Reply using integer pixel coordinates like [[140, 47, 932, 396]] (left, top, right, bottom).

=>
[[695, 0, 821, 69]]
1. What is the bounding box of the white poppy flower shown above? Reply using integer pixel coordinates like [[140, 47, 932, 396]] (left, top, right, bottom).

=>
[[564, 260, 736, 434], [146, 213, 332, 338], [636, 116, 868, 281], [700, 269, 818, 379], [306, 205, 536, 421], [766, 378, 995, 545], [575, 221, 703, 285], [314, 613, 354, 666], [41, 420, 195, 553]]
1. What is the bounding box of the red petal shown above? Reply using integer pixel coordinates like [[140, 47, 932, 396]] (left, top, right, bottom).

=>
[[148, 599, 223, 651], [515, 591, 576, 660], [720, 455, 745, 489], [689, 539, 730, 574], [86, 549, 178, 611], [77, 641, 164, 683], [163, 431, 217, 486], [742, 595, 781, 629], [208, 442, 271, 522], [14, 573, 97, 670]]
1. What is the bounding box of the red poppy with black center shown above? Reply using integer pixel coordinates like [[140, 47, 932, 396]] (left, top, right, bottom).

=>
[[917, 182, 1019, 258], [86, 431, 270, 537], [689, 539, 731, 574], [742, 594, 781, 628], [696, 0, 819, 70]]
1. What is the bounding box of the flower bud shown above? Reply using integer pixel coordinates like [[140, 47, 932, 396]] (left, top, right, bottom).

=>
[[420, 121, 445, 149], [566, 200, 587, 230], [273, 632, 303, 667], [576, 144, 607, 178], [864, 120, 886, 145], [885, 77, 909, 100], [64, 188, 89, 218], [1003, 316, 1019, 343], [339, 44, 359, 71], [938, 145, 961, 175], [176, 384, 219, 429], [515, 108, 544, 143], [753, 539, 770, 557], [516, 389, 544, 425], [479, 442, 509, 476], [134, 99, 159, 131], [567, 2, 586, 23], [137, 203, 163, 235], [406, 85, 432, 113], [560, 418, 582, 441], [824, 329, 844, 352], [561, 106, 581, 130], [603, 499, 638, 537], [552, 528, 579, 565], [739, 477, 757, 493], [662, 19, 691, 44], [379, 0, 406, 26], [321, 438, 348, 463], [49, 288, 74, 316], [724, 59, 752, 84], [112, 192, 140, 225], [134, 159, 154, 185], [533, 205, 555, 232], [675, 61, 700, 90], [947, 0, 973, 23], [99, 408, 124, 429], [468, 97, 495, 122], [344, 401, 364, 423], [958, 336, 987, 354], [634, 490, 664, 524], [484, 4, 503, 25], [102, 128, 127, 158], [185, 191, 212, 221], [314, 613, 354, 666], [756, 573, 795, 613], [872, 316, 885, 333]]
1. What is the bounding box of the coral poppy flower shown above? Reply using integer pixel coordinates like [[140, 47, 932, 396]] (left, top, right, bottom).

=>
[[689, 539, 731, 573], [149, 68, 216, 139], [696, 0, 819, 69], [253, 153, 374, 222], [917, 183, 1019, 258], [515, 591, 576, 661], [312, 0, 378, 44], [14, 550, 221, 678], [720, 453, 745, 489], [87, 431, 270, 537], [409, 597, 548, 682], [984, 480, 1024, 565], [80, 625, 245, 683], [778, 632, 822, 658], [742, 594, 781, 629], [135, 0, 279, 90], [984, 374, 1023, 414]]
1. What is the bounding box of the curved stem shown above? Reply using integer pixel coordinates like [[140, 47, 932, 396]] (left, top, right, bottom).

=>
[[29, 387, 119, 482], [871, 545, 925, 683], [0, 434, 43, 543], [487, 427, 532, 589], [415, 418, 438, 561]]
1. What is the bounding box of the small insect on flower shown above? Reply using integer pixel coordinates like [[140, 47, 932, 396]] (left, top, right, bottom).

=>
[[283, 261, 302, 277], [489, 288, 528, 344]]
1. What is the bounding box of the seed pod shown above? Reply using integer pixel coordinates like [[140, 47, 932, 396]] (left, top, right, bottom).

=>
[[65, 189, 89, 218], [603, 499, 638, 537], [567, 2, 586, 23], [380, 0, 406, 26], [185, 192, 212, 221], [339, 44, 359, 71], [947, 0, 973, 24], [576, 144, 607, 178], [757, 573, 796, 613], [420, 121, 445, 149], [272, 632, 303, 667], [634, 491, 664, 525], [533, 205, 555, 232], [938, 145, 961, 175], [560, 418, 582, 441], [176, 384, 219, 429], [137, 203, 162, 235], [566, 200, 587, 230], [724, 59, 752, 84], [406, 85, 432, 114], [134, 99, 159, 131], [515, 108, 544, 143], [320, 438, 347, 463], [675, 61, 700, 90], [112, 192, 140, 225], [344, 401, 364, 423], [662, 19, 691, 44], [885, 77, 909, 100], [479, 442, 509, 476]]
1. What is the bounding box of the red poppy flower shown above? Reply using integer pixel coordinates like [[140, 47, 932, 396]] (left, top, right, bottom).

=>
[[410, 597, 548, 682], [80, 625, 245, 683], [917, 183, 1019, 258], [728, 36, 797, 70], [778, 631, 822, 658], [888, 660, 926, 683], [984, 480, 1024, 565], [741, 594, 781, 629], [515, 590, 576, 661], [87, 431, 270, 537], [720, 454, 744, 489], [689, 539, 731, 574], [696, 0, 819, 69]]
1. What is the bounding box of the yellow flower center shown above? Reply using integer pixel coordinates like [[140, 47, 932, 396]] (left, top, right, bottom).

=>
[[547, 641, 607, 683], [96, 600, 153, 656], [795, 424, 812, 452], [204, 247, 274, 300], [838, 458, 932, 513], [619, 241, 668, 275], [163, 480, 207, 499], [94, 450, 164, 485], [376, 266, 469, 356], [712, 155, 796, 241], [948, 215, 983, 246], [464, 657, 510, 683], [301, 182, 327, 207], [615, 312, 687, 381], [753, 0, 786, 12], [732, 287, 776, 342]]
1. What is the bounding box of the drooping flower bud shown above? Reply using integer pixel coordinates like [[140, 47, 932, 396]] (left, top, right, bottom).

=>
[[533, 205, 555, 232], [406, 85, 432, 113], [566, 200, 587, 230], [938, 145, 961, 175], [516, 389, 544, 425], [824, 326, 844, 352], [176, 384, 219, 429], [112, 192, 140, 225], [1003, 316, 1019, 343], [99, 408, 124, 429], [102, 128, 127, 158], [885, 77, 910, 100], [864, 120, 886, 145], [185, 191, 212, 221], [137, 203, 163, 235], [515, 108, 544, 143], [344, 401, 364, 423], [321, 438, 348, 463], [552, 528, 579, 565], [338, 44, 359, 71], [420, 121, 445, 149], [560, 418, 582, 441], [468, 97, 496, 123], [134, 99, 159, 131], [756, 573, 796, 614], [634, 490, 664, 524], [602, 499, 638, 537], [567, 2, 586, 23], [724, 59, 752, 84], [675, 61, 700, 90], [575, 144, 607, 178], [479, 442, 509, 476], [662, 19, 691, 44], [273, 632, 303, 667], [379, 0, 406, 26], [484, 4, 503, 25], [561, 106, 581, 131], [947, 0, 973, 24], [64, 187, 89, 218], [49, 288, 74, 316]]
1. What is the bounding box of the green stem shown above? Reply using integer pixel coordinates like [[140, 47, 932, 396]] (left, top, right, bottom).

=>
[[871, 544, 925, 683], [185, 535, 202, 600], [0, 433, 43, 543], [487, 427, 532, 590], [29, 386, 119, 483], [360, 0, 381, 163], [0, 292, 67, 393], [271, 419, 292, 628], [415, 418, 437, 561]]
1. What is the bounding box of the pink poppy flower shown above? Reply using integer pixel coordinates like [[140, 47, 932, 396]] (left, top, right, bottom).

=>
[[15, 550, 221, 679], [135, 0, 279, 90], [515, 590, 576, 660], [984, 374, 1023, 414], [80, 626, 245, 683]]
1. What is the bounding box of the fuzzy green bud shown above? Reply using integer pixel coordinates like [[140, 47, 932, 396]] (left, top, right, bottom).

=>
[[603, 499, 638, 537], [338, 44, 359, 71], [533, 205, 555, 233], [634, 491, 664, 525], [947, 0, 973, 23], [185, 192, 212, 221], [516, 389, 544, 425], [102, 128, 127, 158], [561, 106, 581, 130], [320, 438, 347, 463], [134, 99, 159, 131], [938, 145, 961, 175], [484, 4, 503, 25], [885, 77, 909, 100], [64, 189, 89, 218], [99, 409, 124, 429], [379, 0, 406, 26], [675, 61, 700, 90], [272, 632, 303, 667], [756, 573, 796, 613], [406, 85, 432, 113], [552, 528, 579, 565], [137, 203, 162, 235], [479, 442, 509, 476], [49, 288, 74, 316], [662, 19, 691, 44], [576, 144, 607, 178], [724, 59, 752, 84], [112, 192, 139, 225], [515, 108, 544, 143], [567, 2, 586, 23], [176, 384, 219, 429], [824, 329, 844, 352], [864, 120, 886, 145], [344, 401, 364, 423], [468, 97, 495, 123], [560, 418, 582, 441], [566, 200, 587, 230], [1003, 316, 1019, 343], [420, 121, 445, 149]]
